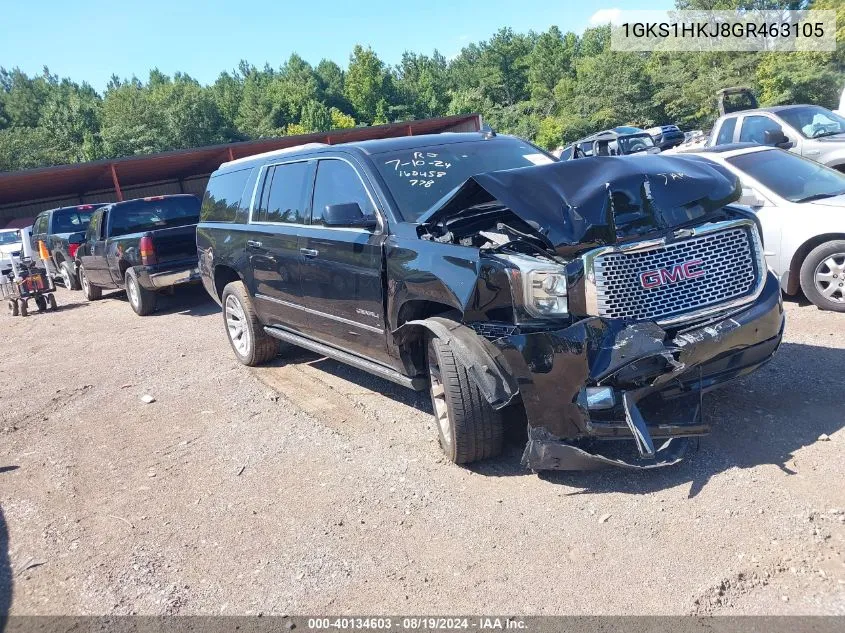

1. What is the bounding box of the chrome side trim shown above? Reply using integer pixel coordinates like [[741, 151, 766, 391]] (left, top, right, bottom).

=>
[[255, 293, 384, 334], [581, 218, 767, 327]]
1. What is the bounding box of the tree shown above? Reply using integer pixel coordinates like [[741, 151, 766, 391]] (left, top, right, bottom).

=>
[[345, 45, 393, 124], [528, 27, 576, 107], [395, 51, 449, 119]]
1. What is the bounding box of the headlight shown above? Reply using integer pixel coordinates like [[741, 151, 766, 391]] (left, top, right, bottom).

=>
[[526, 269, 568, 316]]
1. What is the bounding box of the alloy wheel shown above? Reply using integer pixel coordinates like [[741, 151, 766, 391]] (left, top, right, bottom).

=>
[[225, 294, 251, 356], [814, 253, 845, 304], [127, 275, 139, 309], [428, 353, 452, 452]]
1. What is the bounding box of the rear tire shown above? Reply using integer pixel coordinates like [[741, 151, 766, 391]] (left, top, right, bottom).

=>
[[426, 336, 503, 465], [221, 281, 279, 366], [79, 266, 102, 301], [19, 300, 28, 317], [35, 295, 47, 312], [125, 268, 157, 316], [800, 240, 845, 312], [47, 293, 57, 310], [60, 261, 79, 290], [8, 299, 18, 317]]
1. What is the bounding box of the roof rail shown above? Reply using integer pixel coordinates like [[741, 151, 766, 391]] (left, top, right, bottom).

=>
[[222, 142, 329, 167]]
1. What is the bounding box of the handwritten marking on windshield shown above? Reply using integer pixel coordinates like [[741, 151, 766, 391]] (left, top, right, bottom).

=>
[[385, 152, 453, 187]]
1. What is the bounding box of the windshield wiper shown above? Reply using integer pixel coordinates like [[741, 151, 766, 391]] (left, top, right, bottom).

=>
[[795, 191, 845, 203], [812, 130, 845, 139]]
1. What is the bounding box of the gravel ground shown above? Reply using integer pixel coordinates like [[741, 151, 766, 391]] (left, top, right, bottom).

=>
[[0, 285, 843, 615]]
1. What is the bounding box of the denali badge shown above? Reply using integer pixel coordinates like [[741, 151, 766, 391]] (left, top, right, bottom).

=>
[[640, 259, 705, 289]]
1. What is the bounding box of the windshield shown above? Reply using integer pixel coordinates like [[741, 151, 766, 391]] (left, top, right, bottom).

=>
[[778, 106, 845, 139], [617, 134, 655, 154], [373, 138, 555, 221], [727, 149, 845, 203], [110, 197, 200, 236], [0, 230, 21, 245], [53, 208, 95, 233]]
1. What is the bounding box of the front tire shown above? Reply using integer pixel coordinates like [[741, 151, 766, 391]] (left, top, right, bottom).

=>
[[221, 281, 279, 366], [59, 261, 79, 290], [427, 336, 503, 465], [79, 266, 102, 301], [800, 240, 845, 312], [125, 268, 157, 316]]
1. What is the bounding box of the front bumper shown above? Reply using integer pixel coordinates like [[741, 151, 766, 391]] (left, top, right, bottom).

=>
[[494, 272, 785, 470]]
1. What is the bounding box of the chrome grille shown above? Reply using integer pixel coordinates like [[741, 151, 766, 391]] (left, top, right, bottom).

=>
[[592, 225, 760, 323]]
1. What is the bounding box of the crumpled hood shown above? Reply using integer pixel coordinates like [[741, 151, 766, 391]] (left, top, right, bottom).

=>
[[418, 155, 741, 256]]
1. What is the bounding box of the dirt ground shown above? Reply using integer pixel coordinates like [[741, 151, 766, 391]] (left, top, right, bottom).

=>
[[0, 285, 843, 616]]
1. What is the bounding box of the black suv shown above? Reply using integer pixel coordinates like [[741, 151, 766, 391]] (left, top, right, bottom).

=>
[[197, 133, 784, 470]]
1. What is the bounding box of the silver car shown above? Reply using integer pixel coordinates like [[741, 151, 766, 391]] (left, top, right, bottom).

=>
[[710, 104, 845, 171], [686, 145, 845, 312]]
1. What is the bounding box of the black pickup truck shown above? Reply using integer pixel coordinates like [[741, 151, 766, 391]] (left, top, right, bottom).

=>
[[75, 195, 201, 315], [30, 204, 106, 289], [197, 132, 784, 471]]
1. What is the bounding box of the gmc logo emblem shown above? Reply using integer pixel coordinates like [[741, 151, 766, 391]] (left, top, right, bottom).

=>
[[640, 259, 705, 289]]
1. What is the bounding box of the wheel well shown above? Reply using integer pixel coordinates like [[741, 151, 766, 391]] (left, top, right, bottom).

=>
[[118, 260, 131, 280], [787, 233, 845, 294], [213, 265, 242, 300], [53, 252, 64, 265], [394, 300, 462, 376], [834, 165, 845, 174]]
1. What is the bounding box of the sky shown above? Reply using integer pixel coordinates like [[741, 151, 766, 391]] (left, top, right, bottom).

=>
[[0, 0, 673, 92]]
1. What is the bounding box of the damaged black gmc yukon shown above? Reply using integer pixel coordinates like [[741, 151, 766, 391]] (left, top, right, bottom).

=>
[[197, 133, 784, 470]]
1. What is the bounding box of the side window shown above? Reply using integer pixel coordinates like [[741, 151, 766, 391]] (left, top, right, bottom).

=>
[[86, 211, 102, 241], [559, 146, 573, 160], [201, 168, 251, 223], [311, 159, 375, 226], [739, 116, 783, 144], [578, 142, 594, 157], [715, 118, 737, 145], [34, 214, 48, 235], [257, 162, 311, 224]]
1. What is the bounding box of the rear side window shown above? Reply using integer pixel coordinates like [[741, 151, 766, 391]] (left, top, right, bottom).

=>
[[52, 209, 94, 233], [715, 118, 737, 145], [311, 159, 375, 226], [33, 214, 48, 235], [86, 211, 104, 240], [202, 169, 251, 223], [109, 197, 200, 237], [256, 162, 311, 224]]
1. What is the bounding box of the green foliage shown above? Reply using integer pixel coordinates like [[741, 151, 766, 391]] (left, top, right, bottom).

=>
[[345, 45, 393, 124], [1, 7, 843, 169]]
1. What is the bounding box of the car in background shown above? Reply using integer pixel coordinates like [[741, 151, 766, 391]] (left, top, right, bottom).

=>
[[75, 195, 201, 315], [646, 124, 685, 150], [683, 144, 845, 312], [30, 204, 105, 289], [709, 104, 845, 171], [0, 228, 24, 276], [566, 126, 661, 159]]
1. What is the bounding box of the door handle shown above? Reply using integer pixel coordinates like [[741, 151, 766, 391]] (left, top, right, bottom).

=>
[[299, 248, 319, 258], [246, 239, 263, 248]]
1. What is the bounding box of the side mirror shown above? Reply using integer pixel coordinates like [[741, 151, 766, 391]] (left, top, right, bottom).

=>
[[763, 129, 794, 149], [739, 187, 765, 208], [323, 203, 377, 229]]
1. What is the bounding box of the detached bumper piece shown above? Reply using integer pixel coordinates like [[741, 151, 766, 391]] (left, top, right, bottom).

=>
[[494, 273, 785, 471]]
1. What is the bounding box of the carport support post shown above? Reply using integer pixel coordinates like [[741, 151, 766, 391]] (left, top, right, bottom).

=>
[[110, 164, 124, 202]]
